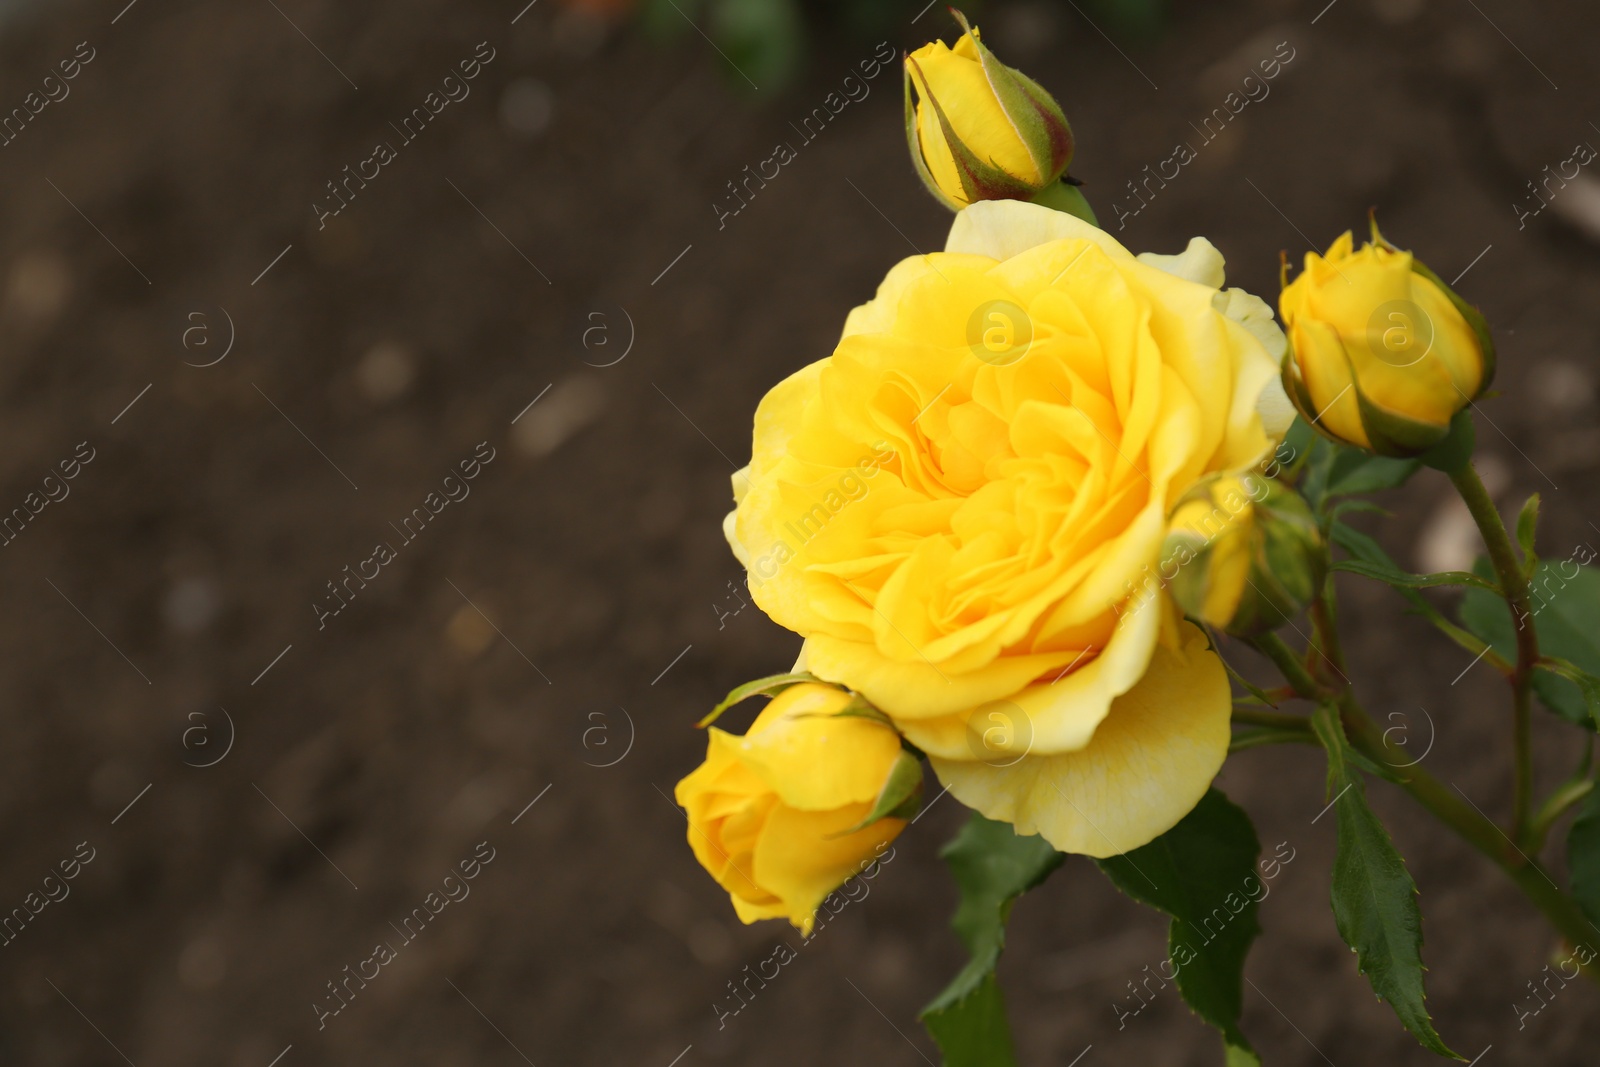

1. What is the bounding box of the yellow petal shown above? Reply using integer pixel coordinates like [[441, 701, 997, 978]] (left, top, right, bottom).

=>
[[896, 584, 1161, 759], [740, 683, 904, 810], [928, 621, 1230, 856], [753, 802, 903, 934]]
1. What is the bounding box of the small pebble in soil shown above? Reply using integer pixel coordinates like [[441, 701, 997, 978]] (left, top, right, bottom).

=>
[[4, 249, 71, 323], [447, 603, 497, 658], [1531, 360, 1595, 414], [513, 374, 606, 458], [164, 576, 221, 635], [356, 341, 416, 405]]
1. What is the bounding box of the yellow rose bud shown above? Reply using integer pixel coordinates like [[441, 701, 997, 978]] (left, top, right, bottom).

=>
[[674, 683, 909, 934], [1279, 225, 1495, 457], [904, 10, 1081, 215], [1163, 472, 1322, 637]]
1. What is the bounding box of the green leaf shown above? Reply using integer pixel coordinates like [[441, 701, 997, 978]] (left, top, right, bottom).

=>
[[920, 814, 1063, 1067], [1516, 493, 1541, 575], [709, 0, 804, 91], [1537, 657, 1600, 730], [922, 973, 1014, 1066], [1330, 559, 1496, 592], [1565, 786, 1600, 929], [1309, 708, 1458, 1059], [1460, 561, 1600, 729], [1331, 521, 1506, 667], [698, 671, 818, 727], [836, 750, 923, 835], [1323, 449, 1423, 498], [1095, 789, 1262, 1062]]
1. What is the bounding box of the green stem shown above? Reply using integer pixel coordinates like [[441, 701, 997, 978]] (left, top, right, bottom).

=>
[[1230, 727, 1318, 753], [1257, 611, 1596, 967], [1310, 591, 1350, 689], [1232, 706, 1314, 731], [1529, 777, 1596, 857], [1449, 461, 1540, 845], [1250, 632, 1329, 703], [1339, 701, 1598, 963]]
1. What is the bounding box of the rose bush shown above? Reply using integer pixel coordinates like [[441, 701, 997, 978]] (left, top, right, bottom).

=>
[[724, 199, 1292, 856]]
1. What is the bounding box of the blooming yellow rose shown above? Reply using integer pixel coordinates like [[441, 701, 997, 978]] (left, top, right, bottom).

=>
[[674, 683, 907, 934], [725, 200, 1291, 856], [905, 16, 1075, 210], [1280, 230, 1493, 456]]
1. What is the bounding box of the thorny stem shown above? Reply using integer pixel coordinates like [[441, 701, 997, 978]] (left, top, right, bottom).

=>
[[1259, 617, 1599, 970]]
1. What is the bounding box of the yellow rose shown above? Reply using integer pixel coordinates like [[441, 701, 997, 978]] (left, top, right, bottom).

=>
[[1280, 229, 1494, 456], [1163, 471, 1322, 636], [725, 200, 1291, 856], [904, 14, 1077, 212], [674, 683, 907, 934]]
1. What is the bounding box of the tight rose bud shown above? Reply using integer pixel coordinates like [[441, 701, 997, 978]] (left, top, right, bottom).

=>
[[1279, 224, 1495, 457], [904, 10, 1084, 216], [675, 683, 910, 934], [1163, 472, 1322, 637]]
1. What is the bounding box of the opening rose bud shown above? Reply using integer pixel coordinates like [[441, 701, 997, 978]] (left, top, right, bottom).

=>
[[1164, 472, 1322, 637], [1279, 224, 1495, 457], [903, 9, 1080, 215], [674, 683, 912, 934]]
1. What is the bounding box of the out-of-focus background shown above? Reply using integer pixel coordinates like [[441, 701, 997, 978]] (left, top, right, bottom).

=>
[[1, 0, 1598, 1063]]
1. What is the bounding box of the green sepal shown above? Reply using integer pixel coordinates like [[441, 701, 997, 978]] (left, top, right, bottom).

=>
[[902, 58, 966, 212], [1418, 409, 1476, 474], [835, 749, 924, 835], [948, 8, 1072, 185], [1516, 493, 1541, 575], [827, 692, 895, 726], [698, 671, 819, 727]]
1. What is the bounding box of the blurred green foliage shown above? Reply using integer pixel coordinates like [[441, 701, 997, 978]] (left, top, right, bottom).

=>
[[635, 0, 1167, 92]]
